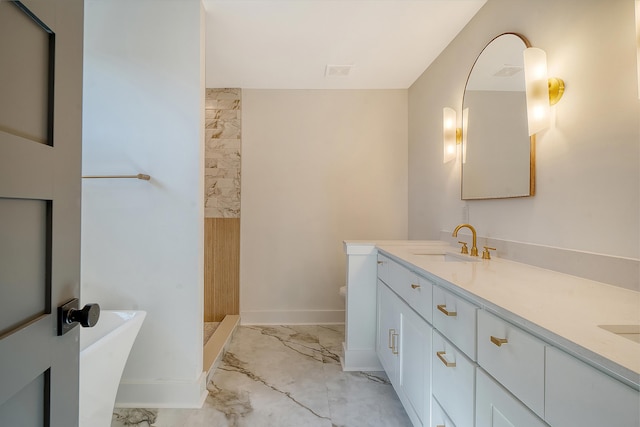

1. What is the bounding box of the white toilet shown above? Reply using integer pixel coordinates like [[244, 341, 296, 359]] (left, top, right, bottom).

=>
[[339, 285, 346, 298]]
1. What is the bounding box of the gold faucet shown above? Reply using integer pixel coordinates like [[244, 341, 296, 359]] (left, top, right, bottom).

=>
[[452, 223, 478, 256]]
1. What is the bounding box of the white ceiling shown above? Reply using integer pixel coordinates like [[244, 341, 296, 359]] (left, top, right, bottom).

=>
[[202, 0, 487, 89]]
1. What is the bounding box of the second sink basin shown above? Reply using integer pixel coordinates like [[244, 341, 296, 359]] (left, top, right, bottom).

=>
[[598, 325, 640, 344]]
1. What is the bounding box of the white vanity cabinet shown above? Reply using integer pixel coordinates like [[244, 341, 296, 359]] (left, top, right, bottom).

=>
[[545, 346, 640, 427], [372, 248, 640, 427]]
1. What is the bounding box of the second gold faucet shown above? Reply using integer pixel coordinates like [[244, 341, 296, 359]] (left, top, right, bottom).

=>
[[452, 223, 478, 256]]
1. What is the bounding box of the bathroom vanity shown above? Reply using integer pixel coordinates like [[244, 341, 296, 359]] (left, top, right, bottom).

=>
[[342, 240, 640, 427]]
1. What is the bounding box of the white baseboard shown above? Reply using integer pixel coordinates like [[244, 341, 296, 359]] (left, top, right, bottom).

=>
[[114, 372, 208, 409], [240, 309, 345, 325], [340, 342, 383, 372]]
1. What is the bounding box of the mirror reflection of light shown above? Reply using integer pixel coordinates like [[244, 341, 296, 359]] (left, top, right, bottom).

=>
[[442, 107, 458, 163]]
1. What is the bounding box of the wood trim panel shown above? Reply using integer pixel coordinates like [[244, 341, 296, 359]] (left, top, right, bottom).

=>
[[204, 218, 240, 322]]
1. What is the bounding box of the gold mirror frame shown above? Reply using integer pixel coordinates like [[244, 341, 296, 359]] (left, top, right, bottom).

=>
[[461, 33, 535, 200]]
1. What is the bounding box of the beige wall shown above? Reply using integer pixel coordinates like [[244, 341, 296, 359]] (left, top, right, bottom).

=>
[[241, 89, 408, 323], [409, 0, 639, 259]]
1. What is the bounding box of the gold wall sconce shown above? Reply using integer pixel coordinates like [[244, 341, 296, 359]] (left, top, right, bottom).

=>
[[443, 107, 462, 163], [523, 47, 565, 135]]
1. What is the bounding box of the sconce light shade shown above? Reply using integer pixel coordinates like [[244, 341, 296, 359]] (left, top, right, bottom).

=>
[[523, 47, 565, 136], [443, 107, 459, 163], [523, 47, 551, 136]]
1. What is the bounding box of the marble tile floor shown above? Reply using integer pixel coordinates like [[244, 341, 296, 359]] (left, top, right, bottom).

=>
[[113, 325, 412, 427]]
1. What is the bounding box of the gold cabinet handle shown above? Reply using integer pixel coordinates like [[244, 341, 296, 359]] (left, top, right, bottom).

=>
[[437, 304, 457, 317], [411, 283, 420, 289], [436, 351, 456, 368], [388, 329, 395, 349], [391, 332, 399, 355], [377, 260, 384, 264], [491, 336, 508, 347], [436, 425, 446, 427]]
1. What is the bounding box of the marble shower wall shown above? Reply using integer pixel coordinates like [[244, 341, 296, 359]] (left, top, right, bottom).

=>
[[205, 88, 241, 218]]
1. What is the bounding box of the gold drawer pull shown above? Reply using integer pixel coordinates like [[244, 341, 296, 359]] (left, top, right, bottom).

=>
[[388, 329, 395, 349], [411, 283, 420, 289], [437, 304, 457, 317], [491, 336, 508, 347], [377, 261, 384, 264], [436, 425, 446, 427], [391, 332, 399, 355], [436, 351, 456, 367]]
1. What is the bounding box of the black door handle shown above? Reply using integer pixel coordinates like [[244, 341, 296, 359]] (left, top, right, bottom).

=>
[[57, 298, 100, 335]]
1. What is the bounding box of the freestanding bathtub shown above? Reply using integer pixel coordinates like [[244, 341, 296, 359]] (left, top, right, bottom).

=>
[[79, 310, 146, 427]]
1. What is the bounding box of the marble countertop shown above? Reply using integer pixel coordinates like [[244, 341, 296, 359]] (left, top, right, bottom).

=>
[[375, 242, 640, 389]]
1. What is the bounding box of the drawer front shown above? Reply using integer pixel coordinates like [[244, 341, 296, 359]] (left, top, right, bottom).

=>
[[545, 346, 640, 427], [386, 260, 433, 324], [476, 369, 549, 427], [433, 286, 477, 360], [404, 271, 433, 324], [431, 396, 456, 427], [432, 331, 475, 427], [477, 310, 545, 416], [377, 254, 391, 285]]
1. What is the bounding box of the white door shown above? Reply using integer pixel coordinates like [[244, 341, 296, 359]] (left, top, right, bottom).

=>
[[0, 1, 84, 425]]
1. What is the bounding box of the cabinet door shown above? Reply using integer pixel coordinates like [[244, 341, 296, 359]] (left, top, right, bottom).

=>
[[377, 280, 400, 385], [399, 305, 432, 426], [476, 369, 549, 427], [545, 346, 640, 427]]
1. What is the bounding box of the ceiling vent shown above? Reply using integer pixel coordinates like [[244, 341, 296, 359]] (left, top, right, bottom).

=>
[[492, 65, 523, 77], [325, 64, 354, 77]]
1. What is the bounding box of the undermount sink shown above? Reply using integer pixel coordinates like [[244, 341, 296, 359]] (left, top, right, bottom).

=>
[[411, 252, 481, 263], [598, 325, 640, 344]]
